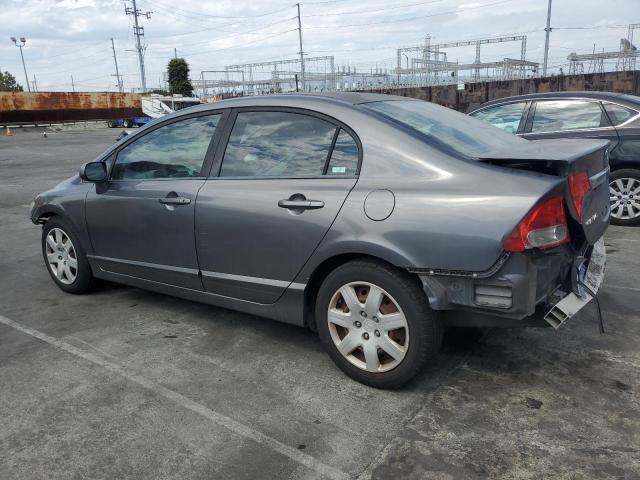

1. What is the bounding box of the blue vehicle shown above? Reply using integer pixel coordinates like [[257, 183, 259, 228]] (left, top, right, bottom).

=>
[[107, 94, 201, 129]]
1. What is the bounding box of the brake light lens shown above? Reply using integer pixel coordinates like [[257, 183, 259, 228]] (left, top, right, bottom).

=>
[[568, 172, 591, 221], [503, 196, 570, 252]]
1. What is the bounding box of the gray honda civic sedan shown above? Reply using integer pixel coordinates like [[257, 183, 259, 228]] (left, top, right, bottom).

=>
[[31, 93, 610, 388]]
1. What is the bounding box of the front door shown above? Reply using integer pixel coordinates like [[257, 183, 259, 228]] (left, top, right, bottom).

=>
[[195, 109, 361, 303], [86, 112, 224, 289]]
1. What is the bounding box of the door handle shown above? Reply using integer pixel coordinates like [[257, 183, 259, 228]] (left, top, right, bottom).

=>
[[159, 196, 191, 205], [278, 199, 324, 210]]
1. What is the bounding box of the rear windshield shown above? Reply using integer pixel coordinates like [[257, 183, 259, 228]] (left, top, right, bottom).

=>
[[364, 100, 527, 158]]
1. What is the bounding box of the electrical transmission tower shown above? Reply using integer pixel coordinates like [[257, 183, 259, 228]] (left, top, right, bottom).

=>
[[124, 0, 151, 92]]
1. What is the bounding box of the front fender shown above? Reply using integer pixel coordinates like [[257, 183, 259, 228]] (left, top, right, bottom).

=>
[[30, 176, 94, 255]]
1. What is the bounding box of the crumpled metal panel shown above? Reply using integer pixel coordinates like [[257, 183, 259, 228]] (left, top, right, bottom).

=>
[[0, 92, 143, 124]]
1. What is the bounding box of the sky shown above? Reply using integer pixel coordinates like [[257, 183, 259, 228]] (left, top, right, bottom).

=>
[[0, 0, 638, 92]]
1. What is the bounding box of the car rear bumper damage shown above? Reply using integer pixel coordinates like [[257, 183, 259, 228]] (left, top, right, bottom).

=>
[[410, 239, 605, 328]]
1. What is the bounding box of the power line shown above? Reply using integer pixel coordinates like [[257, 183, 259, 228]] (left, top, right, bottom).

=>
[[146, 16, 297, 44], [184, 29, 299, 58], [306, 29, 545, 54], [150, 1, 293, 20], [146, 2, 288, 34], [305, 0, 518, 29], [304, 0, 444, 17]]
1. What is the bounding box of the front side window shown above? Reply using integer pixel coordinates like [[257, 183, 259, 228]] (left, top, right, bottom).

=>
[[603, 102, 637, 126], [111, 114, 220, 180], [220, 111, 337, 177], [530, 100, 608, 133], [471, 102, 527, 133]]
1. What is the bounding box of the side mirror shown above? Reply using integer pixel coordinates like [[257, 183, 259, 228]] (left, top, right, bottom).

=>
[[80, 161, 108, 182]]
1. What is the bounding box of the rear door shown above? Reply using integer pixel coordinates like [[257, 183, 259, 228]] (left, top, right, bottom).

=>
[[601, 101, 640, 168], [195, 108, 360, 303], [521, 99, 620, 150]]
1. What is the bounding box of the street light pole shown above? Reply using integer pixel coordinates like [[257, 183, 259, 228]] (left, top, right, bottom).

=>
[[10, 36, 31, 92]]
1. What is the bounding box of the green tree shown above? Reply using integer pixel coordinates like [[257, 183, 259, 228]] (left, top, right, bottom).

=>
[[167, 58, 193, 97], [0, 71, 24, 92]]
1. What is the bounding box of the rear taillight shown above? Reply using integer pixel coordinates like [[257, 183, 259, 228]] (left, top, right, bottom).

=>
[[503, 196, 570, 252], [568, 172, 591, 221]]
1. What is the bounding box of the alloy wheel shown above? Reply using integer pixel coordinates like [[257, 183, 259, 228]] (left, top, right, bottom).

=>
[[327, 282, 409, 373], [610, 177, 640, 220], [45, 228, 78, 285]]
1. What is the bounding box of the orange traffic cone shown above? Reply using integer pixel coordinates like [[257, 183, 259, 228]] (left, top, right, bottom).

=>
[[3, 126, 13, 136]]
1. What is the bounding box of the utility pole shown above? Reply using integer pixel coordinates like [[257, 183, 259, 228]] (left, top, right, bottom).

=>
[[71, 75, 75, 92], [32, 75, 37, 92], [174, 47, 178, 59], [125, 0, 151, 92], [10, 37, 30, 92], [542, 0, 552, 76], [110, 38, 123, 93], [296, 3, 305, 92]]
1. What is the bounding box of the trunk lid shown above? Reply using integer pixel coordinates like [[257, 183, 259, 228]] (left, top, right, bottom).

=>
[[478, 138, 610, 245]]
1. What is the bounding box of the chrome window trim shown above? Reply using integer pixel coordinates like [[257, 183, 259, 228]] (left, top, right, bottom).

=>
[[523, 125, 618, 137], [470, 100, 529, 115], [600, 100, 640, 128]]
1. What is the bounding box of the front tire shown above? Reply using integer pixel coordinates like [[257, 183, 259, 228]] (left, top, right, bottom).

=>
[[609, 168, 640, 226], [42, 218, 95, 294], [122, 119, 132, 128], [315, 260, 442, 388]]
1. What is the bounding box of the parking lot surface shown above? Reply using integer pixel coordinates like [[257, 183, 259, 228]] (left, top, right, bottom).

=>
[[1, 128, 639, 479]]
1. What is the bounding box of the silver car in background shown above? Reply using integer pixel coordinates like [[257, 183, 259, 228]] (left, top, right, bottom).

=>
[[31, 93, 610, 388]]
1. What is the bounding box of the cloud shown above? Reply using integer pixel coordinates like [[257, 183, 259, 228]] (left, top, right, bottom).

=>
[[0, 0, 637, 92], [56, 0, 96, 9]]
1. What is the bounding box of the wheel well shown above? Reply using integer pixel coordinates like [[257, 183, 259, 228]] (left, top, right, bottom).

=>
[[303, 253, 423, 331], [611, 162, 640, 173]]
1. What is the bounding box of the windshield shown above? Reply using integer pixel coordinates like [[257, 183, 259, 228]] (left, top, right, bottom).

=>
[[364, 100, 527, 158]]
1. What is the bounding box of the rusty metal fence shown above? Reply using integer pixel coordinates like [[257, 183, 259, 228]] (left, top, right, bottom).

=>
[[0, 92, 142, 125]]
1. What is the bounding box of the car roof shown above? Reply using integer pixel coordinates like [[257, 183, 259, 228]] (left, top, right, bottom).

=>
[[186, 92, 416, 113], [474, 91, 640, 111]]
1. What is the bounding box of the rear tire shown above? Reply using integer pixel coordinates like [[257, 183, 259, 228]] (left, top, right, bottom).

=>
[[609, 168, 640, 226], [42, 218, 95, 294], [315, 259, 442, 388], [107, 120, 115, 128], [123, 119, 132, 128]]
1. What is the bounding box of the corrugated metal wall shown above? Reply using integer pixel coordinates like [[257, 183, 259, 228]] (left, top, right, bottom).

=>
[[2, 71, 639, 124], [0, 92, 143, 124], [366, 70, 640, 112]]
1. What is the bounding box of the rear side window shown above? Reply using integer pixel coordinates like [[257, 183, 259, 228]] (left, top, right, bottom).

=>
[[471, 102, 527, 133], [220, 111, 337, 177], [603, 102, 637, 126], [111, 114, 220, 180], [326, 129, 359, 175], [530, 100, 608, 133]]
